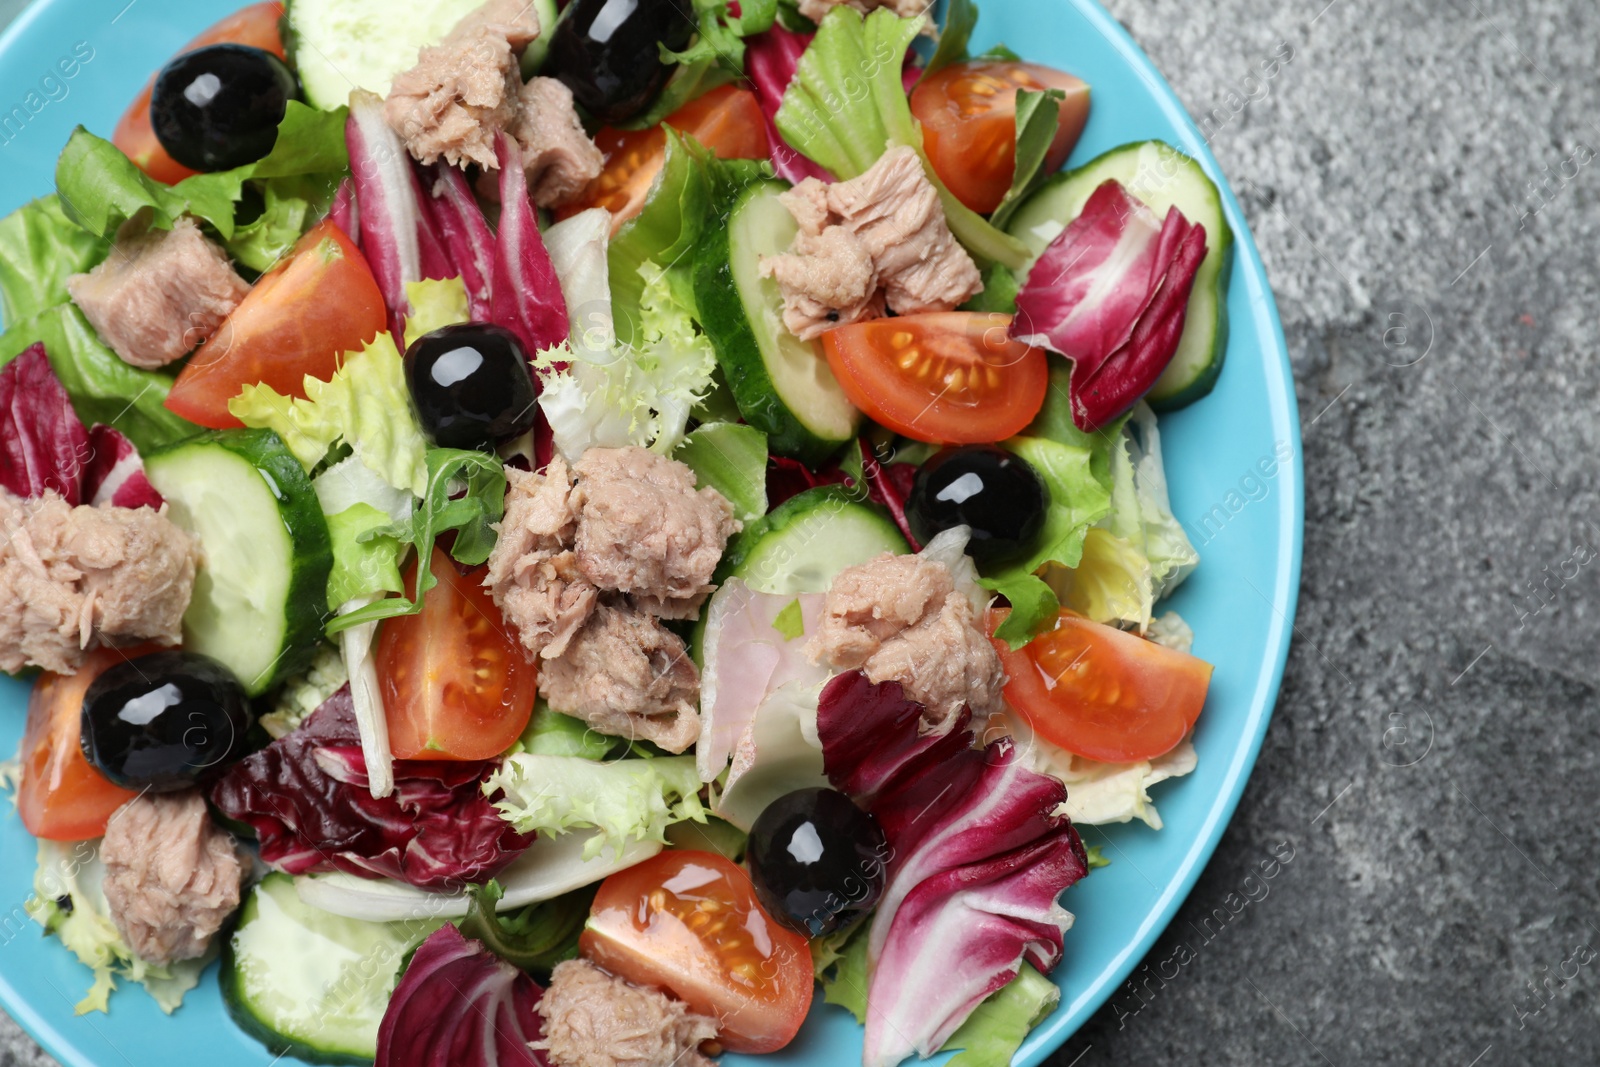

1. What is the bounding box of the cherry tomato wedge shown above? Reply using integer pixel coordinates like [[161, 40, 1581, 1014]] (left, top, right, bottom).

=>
[[112, 2, 287, 185], [557, 84, 771, 234], [17, 644, 164, 841], [377, 546, 536, 761], [912, 60, 1090, 215], [990, 608, 1212, 763], [165, 219, 386, 429], [821, 312, 1048, 445], [581, 850, 813, 1054]]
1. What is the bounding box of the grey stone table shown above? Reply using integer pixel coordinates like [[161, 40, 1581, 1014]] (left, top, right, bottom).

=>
[[4, 0, 1598, 1064]]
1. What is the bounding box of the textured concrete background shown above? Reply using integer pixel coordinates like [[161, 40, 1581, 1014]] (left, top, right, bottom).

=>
[[3, 0, 1598, 1064]]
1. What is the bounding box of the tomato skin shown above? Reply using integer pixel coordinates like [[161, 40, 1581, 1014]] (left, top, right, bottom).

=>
[[990, 609, 1213, 763], [912, 61, 1091, 214], [17, 645, 164, 841], [821, 312, 1049, 445], [377, 547, 536, 762], [112, 2, 287, 184], [558, 84, 772, 232], [165, 219, 387, 429], [580, 850, 814, 1054]]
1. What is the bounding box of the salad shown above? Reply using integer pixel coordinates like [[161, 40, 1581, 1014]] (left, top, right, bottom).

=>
[[0, 0, 1232, 1065]]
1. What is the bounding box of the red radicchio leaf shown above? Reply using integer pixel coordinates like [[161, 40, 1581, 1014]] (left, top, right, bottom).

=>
[[0, 344, 89, 504], [347, 91, 427, 341], [1012, 179, 1207, 431], [857, 447, 920, 550], [209, 685, 533, 892], [375, 924, 551, 1067], [329, 177, 359, 249], [82, 425, 163, 509], [746, 25, 836, 185], [816, 671, 1089, 1067], [491, 132, 571, 359], [766, 455, 851, 508], [766, 445, 919, 549], [420, 162, 497, 321]]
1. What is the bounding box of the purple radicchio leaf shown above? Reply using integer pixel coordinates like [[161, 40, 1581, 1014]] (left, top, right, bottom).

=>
[[1012, 179, 1207, 431], [816, 671, 1089, 1067], [375, 923, 551, 1067], [209, 684, 533, 892]]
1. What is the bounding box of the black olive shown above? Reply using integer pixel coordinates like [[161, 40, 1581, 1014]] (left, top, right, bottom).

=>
[[404, 323, 540, 450], [544, 0, 696, 124], [151, 44, 298, 172], [747, 788, 888, 938], [80, 651, 253, 792], [908, 445, 1049, 562]]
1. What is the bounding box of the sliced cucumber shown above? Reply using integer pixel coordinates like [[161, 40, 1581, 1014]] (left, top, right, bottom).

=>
[[144, 429, 331, 696], [285, 0, 555, 108], [718, 486, 908, 595], [1005, 142, 1234, 410], [223, 873, 440, 1065], [695, 180, 861, 465]]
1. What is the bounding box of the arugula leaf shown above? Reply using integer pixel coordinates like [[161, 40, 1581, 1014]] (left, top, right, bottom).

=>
[[324, 448, 507, 634], [620, 58, 736, 130], [774, 7, 1028, 268], [0, 195, 109, 323], [925, 0, 979, 79], [458, 881, 593, 977], [989, 88, 1064, 230], [661, 0, 779, 74]]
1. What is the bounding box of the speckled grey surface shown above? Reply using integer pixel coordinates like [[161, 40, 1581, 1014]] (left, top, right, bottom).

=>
[[4, 0, 1598, 1065]]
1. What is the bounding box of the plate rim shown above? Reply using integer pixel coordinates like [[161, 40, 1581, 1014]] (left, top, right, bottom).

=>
[[1015, 0, 1302, 1060], [0, 0, 1303, 1063]]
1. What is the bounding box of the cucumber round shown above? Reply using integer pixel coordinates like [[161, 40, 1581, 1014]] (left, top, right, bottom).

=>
[[718, 486, 908, 595], [284, 0, 556, 108], [144, 429, 331, 696], [222, 873, 439, 1065], [1005, 142, 1234, 410], [694, 180, 860, 465]]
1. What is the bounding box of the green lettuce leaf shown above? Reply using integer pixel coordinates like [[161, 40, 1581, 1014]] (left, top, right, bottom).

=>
[[515, 702, 616, 760], [941, 964, 1060, 1067], [403, 276, 471, 340], [229, 331, 429, 495], [259, 643, 347, 740], [0, 303, 196, 451], [962, 263, 1020, 314], [1044, 526, 1152, 630], [324, 503, 405, 609], [324, 447, 506, 634], [55, 102, 348, 241], [608, 130, 711, 346], [26, 840, 209, 1014], [1102, 403, 1199, 605], [674, 421, 768, 523], [485, 754, 709, 861], [459, 881, 593, 976], [819, 920, 871, 1021], [227, 172, 343, 273], [981, 430, 1117, 647], [0, 195, 109, 324], [774, 6, 1028, 268], [537, 260, 719, 458], [988, 88, 1065, 231]]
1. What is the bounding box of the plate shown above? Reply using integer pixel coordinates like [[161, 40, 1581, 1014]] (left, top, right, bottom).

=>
[[0, 1, 1302, 1064]]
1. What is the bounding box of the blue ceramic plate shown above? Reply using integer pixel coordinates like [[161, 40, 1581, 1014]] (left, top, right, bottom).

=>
[[0, 1, 1301, 1064]]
